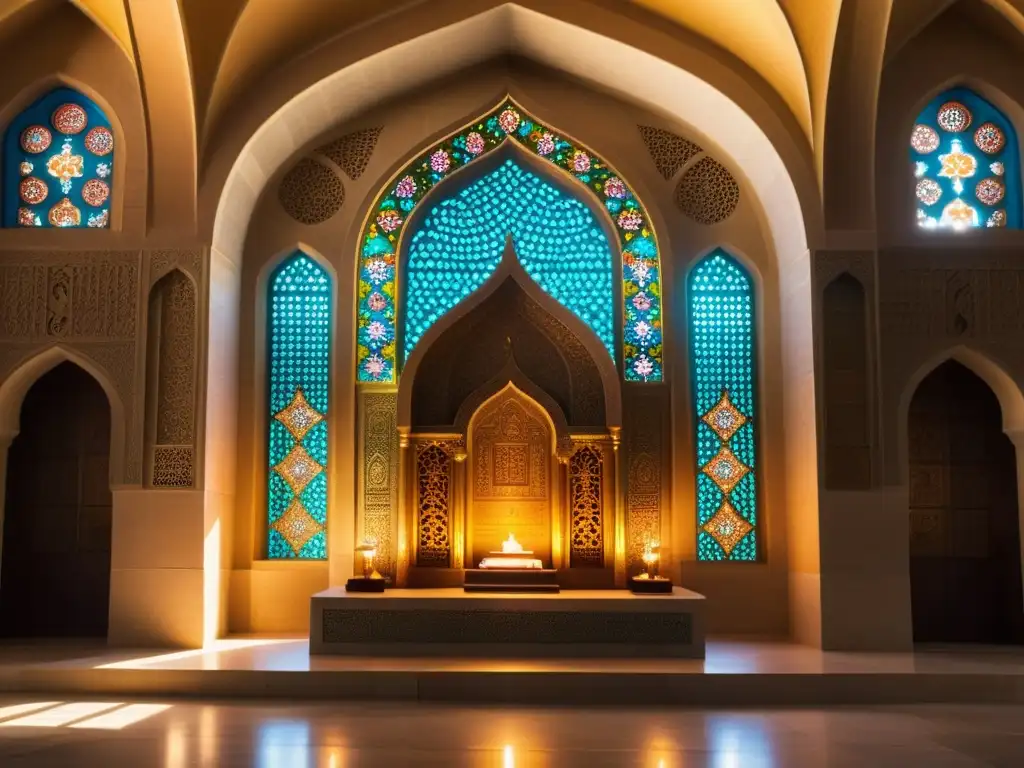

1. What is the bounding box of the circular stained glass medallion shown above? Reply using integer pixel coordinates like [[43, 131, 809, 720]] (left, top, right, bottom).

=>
[[84, 126, 113, 156], [51, 104, 87, 135], [974, 122, 1005, 155], [20, 125, 51, 154], [937, 101, 972, 133], [81, 179, 110, 207], [976, 177, 1006, 206], [916, 178, 942, 206], [910, 124, 940, 153], [48, 197, 81, 227], [19, 176, 48, 205], [17, 208, 38, 227]]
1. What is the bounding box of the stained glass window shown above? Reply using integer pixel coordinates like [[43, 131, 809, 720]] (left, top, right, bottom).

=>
[[267, 253, 330, 559], [357, 99, 662, 383], [402, 159, 614, 363], [910, 87, 1021, 230], [3, 87, 114, 228], [690, 250, 757, 561]]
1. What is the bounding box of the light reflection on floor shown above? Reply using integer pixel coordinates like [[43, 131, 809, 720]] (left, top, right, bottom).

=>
[[0, 698, 1020, 766]]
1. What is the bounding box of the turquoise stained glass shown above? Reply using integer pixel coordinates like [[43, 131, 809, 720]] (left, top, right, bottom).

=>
[[690, 251, 757, 561], [402, 158, 615, 363], [3, 87, 115, 228], [267, 253, 330, 560]]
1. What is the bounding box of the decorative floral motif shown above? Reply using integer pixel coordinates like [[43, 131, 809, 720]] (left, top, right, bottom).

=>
[[96, 162, 111, 179], [617, 209, 643, 230], [702, 501, 753, 556], [915, 178, 942, 206], [940, 198, 978, 229], [910, 124, 940, 153], [47, 197, 81, 227], [974, 122, 1005, 155], [395, 175, 417, 198], [376, 209, 402, 232], [18, 176, 48, 205], [987, 209, 1007, 228], [429, 150, 450, 173], [990, 161, 1005, 176], [701, 445, 750, 495], [84, 126, 113, 156], [465, 132, 485, 155], [17, 208, 40, 227], [536, 132, 555, 156], [52, 103, 88, 134], [46, 140, 84, 193], [938, 139, 977, 194], [366, 321, 388, 342], [87, 209, 109, 228], [572, 150, 591, 173], [702, 391, 747, 442], [274, 445, 324, 495], [20, 125, 51, 154], [937, 101, 972, 133], [975, 177, 1005, 206], [271, 498, 324, 554], [356, 99, 663, 383], [914, 161, 928, 178], [604, 177, 627, 199], [498, 108, 520, 134], [19, 161, 32, 176], [633, 320, 652, 339], [274, 387, 324, 442], [81, 178, 109, 207]]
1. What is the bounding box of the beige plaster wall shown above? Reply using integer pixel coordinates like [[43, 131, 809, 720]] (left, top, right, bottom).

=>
[[231, 62, 804, 637]]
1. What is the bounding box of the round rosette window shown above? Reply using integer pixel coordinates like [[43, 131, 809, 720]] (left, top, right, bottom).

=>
[[910, 124, 940, 153], [20, 125, 52, 154], [975, 177, 1006, 206], [84, 126, 114, 156], [937, 102, 972, 133], [81, 179, 110, 207], [51, 104, 88, 135], [916, 178, 942, 206], [18, 176, 48, 205]]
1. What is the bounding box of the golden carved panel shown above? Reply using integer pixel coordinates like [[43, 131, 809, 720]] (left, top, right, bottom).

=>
[[470, 388, 552, 566], [569, 445, 603, 566], [416, 443, 452, 566]]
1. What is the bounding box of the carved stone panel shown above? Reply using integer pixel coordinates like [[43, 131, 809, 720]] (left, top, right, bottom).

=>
[[359, 391, 399, 577], [625, 386, 667, 572], [569, 445, 603, 567], [416, 443, 452, 566], [470, 388, 552, 566]]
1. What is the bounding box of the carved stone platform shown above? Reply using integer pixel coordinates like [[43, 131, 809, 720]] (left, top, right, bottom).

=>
[[309, 587, 705, 658]]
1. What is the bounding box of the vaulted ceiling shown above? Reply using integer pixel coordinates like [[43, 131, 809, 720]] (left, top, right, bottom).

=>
[[4, 0, 1021, 232]]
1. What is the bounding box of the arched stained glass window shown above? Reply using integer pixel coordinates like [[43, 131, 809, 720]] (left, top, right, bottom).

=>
[[3, 87, 114, 228], [401, 159, 615, 363], [267, 253, 331, 559], [911, 87, 1021, 230], [690, 250, 757, 561]]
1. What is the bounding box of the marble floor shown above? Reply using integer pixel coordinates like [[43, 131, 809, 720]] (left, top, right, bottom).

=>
[[0, 698, 1022, 766]]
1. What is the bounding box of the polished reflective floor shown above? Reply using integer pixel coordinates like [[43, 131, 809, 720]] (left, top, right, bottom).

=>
[[0, 698, 1021, 767]]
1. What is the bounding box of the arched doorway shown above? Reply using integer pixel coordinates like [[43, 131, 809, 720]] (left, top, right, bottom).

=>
[[908, 360, 1024, 643], [0, 362, 112, 637]]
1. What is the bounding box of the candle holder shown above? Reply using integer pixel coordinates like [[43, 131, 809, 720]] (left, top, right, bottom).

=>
[[346, 541, 388, 593], [629, 541, 673, 594]]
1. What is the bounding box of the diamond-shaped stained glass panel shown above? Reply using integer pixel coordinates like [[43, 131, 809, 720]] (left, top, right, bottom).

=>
[[702, 501, 753, 556], [272, 498, 325, 554], [274, 387, 324, 442], [702, 391, 747, 442]]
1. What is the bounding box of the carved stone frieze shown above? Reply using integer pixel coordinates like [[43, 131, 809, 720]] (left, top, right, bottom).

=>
[[625, 386, 667, 572], [814, 250, 875, 291], [416, 442, 452, 565], [148, 248, 203, 285], [569, 444, 603, 566]]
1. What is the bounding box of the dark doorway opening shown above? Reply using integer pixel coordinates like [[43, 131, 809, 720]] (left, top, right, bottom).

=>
[[0, 362, 112, 637], [909, 360, 1024, 644]]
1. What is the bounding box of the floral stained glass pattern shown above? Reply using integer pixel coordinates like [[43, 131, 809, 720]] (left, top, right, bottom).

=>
[[267, 254, 331, 559], [357, 99, 662, 383], [690, 251, 757, 561], [911, 88, 1020, 230], [403, 159, 615, 364], [3, 87, 114, 228]]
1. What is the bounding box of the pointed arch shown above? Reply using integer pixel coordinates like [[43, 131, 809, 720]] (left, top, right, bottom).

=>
[[688, 248, 759, 561], [910, 85, 1021, 230], [0, 345, 126, 483], [356, 97, 663, 384], [265, 250, 332, 560], [3, 85, 115, 228]]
